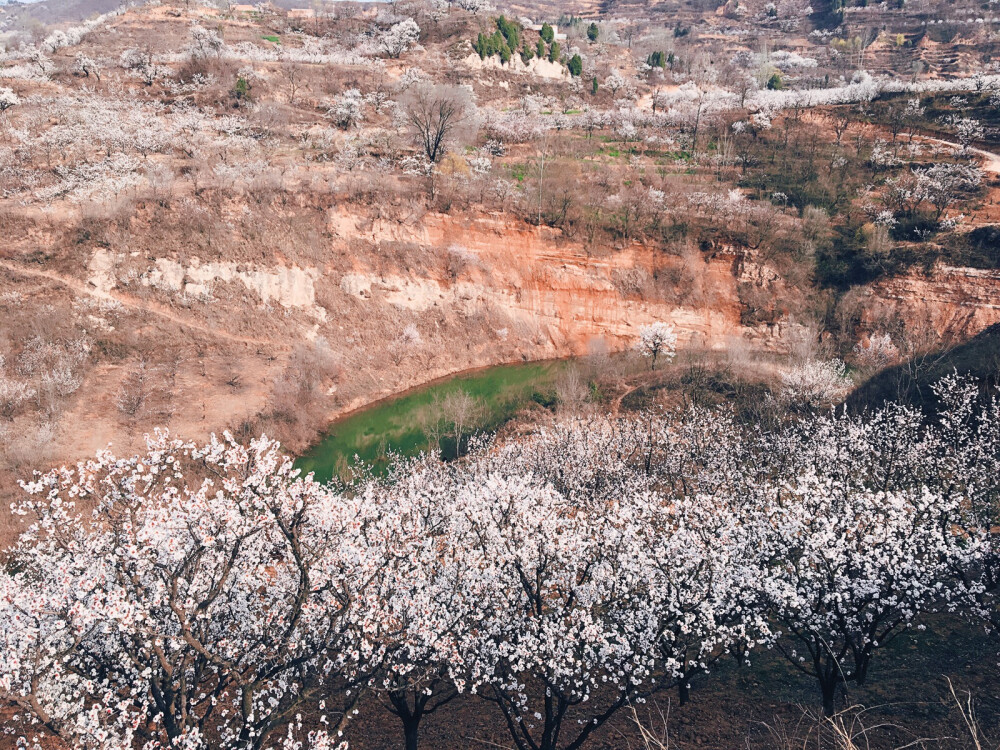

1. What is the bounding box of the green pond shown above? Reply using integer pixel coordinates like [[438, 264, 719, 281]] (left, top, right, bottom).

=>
[[297, 360, 564, 484]]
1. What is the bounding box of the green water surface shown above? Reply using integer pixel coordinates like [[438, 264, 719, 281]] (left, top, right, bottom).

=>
[[297, 361, 562, 483]]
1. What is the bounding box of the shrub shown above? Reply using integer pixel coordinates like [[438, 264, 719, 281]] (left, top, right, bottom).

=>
[[495, 15, 521, 49]]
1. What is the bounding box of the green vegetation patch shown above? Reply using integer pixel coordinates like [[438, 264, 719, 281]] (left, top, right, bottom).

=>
[[297, 361, 562, 482]]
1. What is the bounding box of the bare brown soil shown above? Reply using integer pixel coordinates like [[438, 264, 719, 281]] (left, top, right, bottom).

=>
[[342, 616, 1000, 750]]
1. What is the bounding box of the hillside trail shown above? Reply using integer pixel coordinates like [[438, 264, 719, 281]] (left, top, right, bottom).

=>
[[911, 135, 1000, 174], [818, 108, 1000, 175], [610, 382, 642, 417], [0, 259, 280, 348]]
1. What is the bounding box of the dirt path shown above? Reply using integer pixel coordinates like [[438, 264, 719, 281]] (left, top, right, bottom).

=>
[[0, 259, 280, 347], [610, 382, 642, 417], [911, 135, 1000, 174]]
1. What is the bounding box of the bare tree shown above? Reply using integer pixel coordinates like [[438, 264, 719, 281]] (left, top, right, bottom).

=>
[[439, 389, 483, 456], [279, 58, 303, 103], [535, 129, 551, 227], [403, 84, 470, 163], [115, 360, 152, 420], [831, 107, 852, 146], [419, 400, 447, 452], [555, 364, 589, 413]]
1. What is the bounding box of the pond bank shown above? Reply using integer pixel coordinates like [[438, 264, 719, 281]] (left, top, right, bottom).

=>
[[297, 359, 567, 483]]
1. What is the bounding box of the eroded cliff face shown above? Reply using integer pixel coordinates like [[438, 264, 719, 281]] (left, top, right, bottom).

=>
[[8, 202, 995, 475], [328, 210, 786, 356], [862, 264, 1000, 340], [26, 207, 796, 464]]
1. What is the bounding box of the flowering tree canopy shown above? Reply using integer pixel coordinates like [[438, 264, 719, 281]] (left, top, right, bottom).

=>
[[635, 322, 677, 370], [3, 376, 999, 746], [2, 432, 395, 750]]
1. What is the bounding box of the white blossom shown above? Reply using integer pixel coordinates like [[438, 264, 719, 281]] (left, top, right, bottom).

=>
[[634, 322, 677, 369]]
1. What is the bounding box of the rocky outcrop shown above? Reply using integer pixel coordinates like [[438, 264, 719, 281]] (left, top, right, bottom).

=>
[[328, 209, 793, 356], [865, 264, 1000, 338], [88, 250, 327, 320]]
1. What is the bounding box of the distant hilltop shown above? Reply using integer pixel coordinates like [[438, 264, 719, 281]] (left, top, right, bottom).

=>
[[0, 0, 134, 25]]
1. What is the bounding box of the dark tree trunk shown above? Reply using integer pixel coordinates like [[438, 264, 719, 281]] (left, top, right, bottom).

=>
[[821, 676, 838, 717], [388, 690, 425, 750], [678, 680, 690, 706], [387, 682, 458, 750], [403, 715, 420, 750]]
